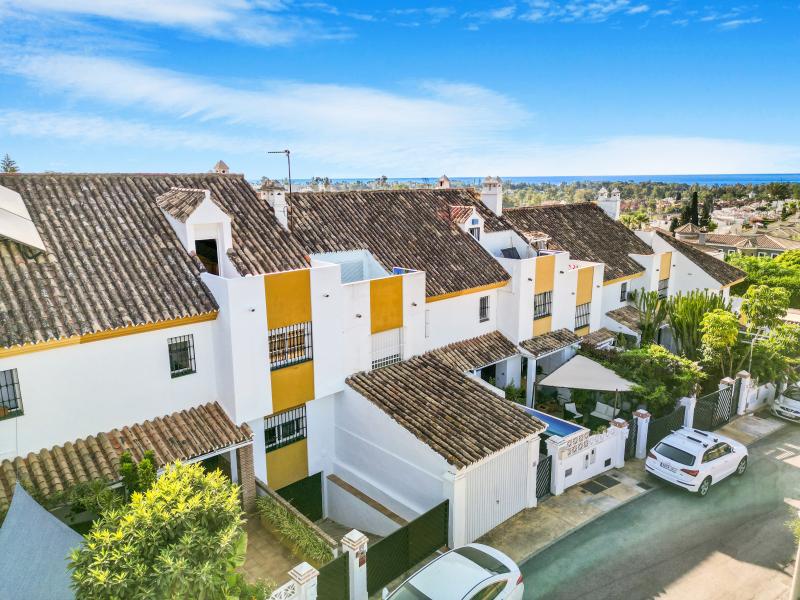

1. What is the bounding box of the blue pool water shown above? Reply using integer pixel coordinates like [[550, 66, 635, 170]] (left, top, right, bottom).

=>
[[521, 407, 585, 438]]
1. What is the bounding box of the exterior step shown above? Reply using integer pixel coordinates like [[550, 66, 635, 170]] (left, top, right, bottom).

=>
[[327, 474, 409, 527]]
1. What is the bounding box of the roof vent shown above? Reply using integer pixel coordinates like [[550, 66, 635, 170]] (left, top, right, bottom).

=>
[[0, 185, 46, 255]]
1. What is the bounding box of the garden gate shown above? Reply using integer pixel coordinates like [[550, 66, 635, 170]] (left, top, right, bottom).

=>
[[624, 417, 638, 459], [316, 552, 349, 600], [366, 501, 449, 595], [646, 405, 686, 449], [276, 472, 323, 522], [536, 455, 552, 499], [694, 381, 738, 431]]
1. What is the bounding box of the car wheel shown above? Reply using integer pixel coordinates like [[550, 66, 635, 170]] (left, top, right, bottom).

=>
[[736, 457, 747, 476], [697, 477, 712, 497]]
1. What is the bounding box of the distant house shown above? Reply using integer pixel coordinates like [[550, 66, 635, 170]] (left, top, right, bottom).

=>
[[674, 223, 800, 258]]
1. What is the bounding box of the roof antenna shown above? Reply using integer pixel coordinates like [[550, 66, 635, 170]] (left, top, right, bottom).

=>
[[268, 149, 292, 196]]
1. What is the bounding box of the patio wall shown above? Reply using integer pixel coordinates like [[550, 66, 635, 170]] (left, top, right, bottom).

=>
[[546, 421, 628, 496]]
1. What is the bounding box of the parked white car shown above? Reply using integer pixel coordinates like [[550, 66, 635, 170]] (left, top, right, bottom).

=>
[[645, 427, 748, 497], [772, 385, 800, 422], [384, 544, 524, 600]]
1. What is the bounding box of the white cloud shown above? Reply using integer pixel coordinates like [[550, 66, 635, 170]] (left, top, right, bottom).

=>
[[718, 17, 762, 30], [0, 0, 348, 46], [627, 5, 650, 15], [464, 5, 517, 21]]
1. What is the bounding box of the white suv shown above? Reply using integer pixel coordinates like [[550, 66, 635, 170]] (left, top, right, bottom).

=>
[[645, 428, 748, 497], [772, 385, 800, 422]]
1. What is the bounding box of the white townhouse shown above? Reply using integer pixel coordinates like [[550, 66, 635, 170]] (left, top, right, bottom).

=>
[[0, 166, 744, 546]]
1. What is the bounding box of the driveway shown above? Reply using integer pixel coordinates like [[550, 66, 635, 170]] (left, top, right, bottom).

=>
[[521, 422, 800, 600]]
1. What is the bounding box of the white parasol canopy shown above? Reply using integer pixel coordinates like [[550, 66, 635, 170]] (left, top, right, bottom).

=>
[[539, 355, 635, 392]]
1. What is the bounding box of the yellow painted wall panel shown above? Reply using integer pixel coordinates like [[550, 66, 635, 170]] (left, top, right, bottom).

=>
[[534, 254, 556, 294], [370, 276, 404, 334], [533, 316, 552, 337], [576, 267, 594, 306], [264, 269, 312, 330], [271, 361, 315, 412], [575, 326, 590, 337], [660, 252, 672, 280], [266, 438, 309, 490]]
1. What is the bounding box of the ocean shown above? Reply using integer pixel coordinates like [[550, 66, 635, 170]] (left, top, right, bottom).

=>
[[301, 174, 800, 186]]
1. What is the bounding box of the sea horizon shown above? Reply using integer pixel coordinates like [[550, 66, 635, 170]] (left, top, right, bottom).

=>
[[295, 173, 800, 186]]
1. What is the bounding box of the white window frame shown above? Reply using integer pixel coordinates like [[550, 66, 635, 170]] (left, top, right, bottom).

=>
[[468, 226, 481, 241], [575, 302, 591, 329]]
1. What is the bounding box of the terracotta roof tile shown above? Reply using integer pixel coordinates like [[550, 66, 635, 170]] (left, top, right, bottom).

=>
[[519, 328, 580, 358], [346, 355, 544, 469], [0, 402, 251, 511], [156, 187, 210, 222], [0, 173, 308, 348], [504, 203, 652, 281], [580, 327, 616, 348], [289, 189, 510, 297], [655, 230, 745, 286], [430, 331, 519, 371], [606, 305, 643, 333]]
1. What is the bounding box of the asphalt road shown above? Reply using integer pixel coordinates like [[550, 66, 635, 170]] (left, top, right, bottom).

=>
[[521, 424, 800, 600]]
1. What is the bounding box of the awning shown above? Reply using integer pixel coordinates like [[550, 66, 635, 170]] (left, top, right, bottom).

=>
[[539, 355, 635, 392], [0, 484, 82, 600], [0, 402, 252, 511]]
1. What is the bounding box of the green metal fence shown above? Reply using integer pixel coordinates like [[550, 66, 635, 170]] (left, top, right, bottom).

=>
[[276, 472, 323, 522], [317, 552, 349, 600], [366, 500, 449, 595]]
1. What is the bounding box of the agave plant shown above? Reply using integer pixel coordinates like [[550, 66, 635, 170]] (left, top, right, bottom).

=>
[[633, 290, 668, 346], [667, 291, 732, 360]]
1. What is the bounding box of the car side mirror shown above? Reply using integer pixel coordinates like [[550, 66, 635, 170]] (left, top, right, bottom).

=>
[[382, 588, 389, 599]]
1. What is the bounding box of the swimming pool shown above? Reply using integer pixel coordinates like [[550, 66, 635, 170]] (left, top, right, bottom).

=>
[[521, 407, 586, 438]]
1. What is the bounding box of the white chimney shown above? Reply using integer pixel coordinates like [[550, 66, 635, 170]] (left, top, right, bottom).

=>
[[438, 174, 451, 189], [480, 176, 503, 216], [596, 191, 621, 221], [259, 180, 289, 230]]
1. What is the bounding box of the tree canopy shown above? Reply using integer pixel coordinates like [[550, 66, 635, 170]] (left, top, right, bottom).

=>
[[728, 251, 800, 308], [1, 154, 18, 173], [70, 462, 247, 600]]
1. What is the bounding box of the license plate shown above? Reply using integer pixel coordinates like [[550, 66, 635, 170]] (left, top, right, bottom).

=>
[[660, 462, 677, 472]]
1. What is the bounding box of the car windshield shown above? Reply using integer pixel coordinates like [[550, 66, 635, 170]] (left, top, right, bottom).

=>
[[389, 582, 433, 600], [453, 547, 510, 575], [784, 387, 800, 401], [654, 442, 695, 466]]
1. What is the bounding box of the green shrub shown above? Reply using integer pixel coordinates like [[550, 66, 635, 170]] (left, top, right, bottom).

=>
[[70, 461, 246, 599], [256, 495, 334, 567], [503, 384, 526, 405]]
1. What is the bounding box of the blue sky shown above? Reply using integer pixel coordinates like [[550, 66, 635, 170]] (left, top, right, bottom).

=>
[[1, 0, 799, 178]]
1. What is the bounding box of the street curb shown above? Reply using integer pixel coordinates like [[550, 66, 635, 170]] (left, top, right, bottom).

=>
[[518, 483, 660, 565], [520, 414, 786, 566]]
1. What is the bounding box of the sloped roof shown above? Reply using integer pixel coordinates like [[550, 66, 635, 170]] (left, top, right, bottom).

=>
[[0, 173, 308, 348], [346, 355, 544, 469], [448, 205, 475, 224], [519, 328, 580, 358], [503, 203, 652, 281], [288, 189, 510, 297], [606, 305, 643, 333], [674, 223, 701, 234], [430, 331, 519, 371], [0, 402, 251, 511], [580, 327, 616, 348], [655, 230, 746, 286], [0, 484, 82, 600], [156, 187, 211, 222]]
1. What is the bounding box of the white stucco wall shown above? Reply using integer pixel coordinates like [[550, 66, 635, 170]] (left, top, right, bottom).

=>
[[0, 320, 219, 460], [402, 271, 427, 359], [552, 253, 578, 332], [202, 273, 271, 425], [495, 257, 536, 344], [424, 288, 502, 351], [310, 263, 346, 398], [647, 234, 723, 295], [333, 388, 450, 519]]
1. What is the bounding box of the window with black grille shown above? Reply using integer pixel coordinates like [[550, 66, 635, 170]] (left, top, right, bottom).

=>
[[0, 369, 22, 420], [168, 335, 196, 378], [620, 282, 628, 303], [468, 226, 481, 241], [575, 302, 591, 329], [269, 322, 313, 370], [264, 406, 306, 453], [479, 295, 490, 322], [534, 291, 553, 319], [658, 277, 669, 299]]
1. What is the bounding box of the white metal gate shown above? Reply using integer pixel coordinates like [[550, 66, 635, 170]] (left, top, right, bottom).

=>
[[463, 442, 529, 542]]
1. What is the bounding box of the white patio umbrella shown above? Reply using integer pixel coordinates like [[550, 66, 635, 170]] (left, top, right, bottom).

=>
[[539, 355, 635, 392], [539, 355, 636, 414]]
